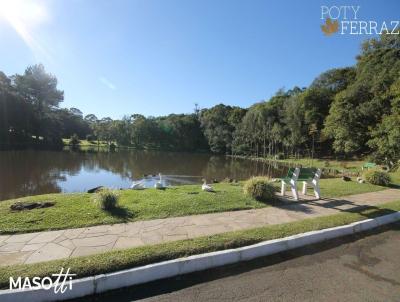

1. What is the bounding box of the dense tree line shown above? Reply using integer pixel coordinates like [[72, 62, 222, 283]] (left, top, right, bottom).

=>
[[87, 113, 209, 151], [0, 65, 90, 148], [1, 33, 399, 165], [0, 65, 208, 151], [209, 32, 399, 167]]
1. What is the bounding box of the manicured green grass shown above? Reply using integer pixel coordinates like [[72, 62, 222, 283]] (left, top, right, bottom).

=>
[[0, 178, 391, 234], [0, 199, 399, 289], [62, 138, 111, 147], [235, 155, 369, 173], [271, 176, 386, 198], [276, 158, 365, 172], [389, 170, 400, 186], [0, 183, 263, 234], [302, 177, 386, 198]]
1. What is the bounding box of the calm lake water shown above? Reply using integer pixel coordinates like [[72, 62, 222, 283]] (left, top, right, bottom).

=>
[[0, 149, 289, 201]]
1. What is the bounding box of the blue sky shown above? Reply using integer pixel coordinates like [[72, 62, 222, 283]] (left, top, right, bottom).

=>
[[0, 0, 399, 119]]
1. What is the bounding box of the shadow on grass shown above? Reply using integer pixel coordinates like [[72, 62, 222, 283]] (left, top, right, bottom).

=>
[[104, 206, 135, 221]]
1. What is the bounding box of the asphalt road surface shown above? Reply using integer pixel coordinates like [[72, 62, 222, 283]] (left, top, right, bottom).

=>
[[72, 223, 400, 302]]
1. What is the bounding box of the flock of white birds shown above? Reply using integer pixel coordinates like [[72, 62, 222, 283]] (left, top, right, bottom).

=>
[[131, 174, 214, 192]]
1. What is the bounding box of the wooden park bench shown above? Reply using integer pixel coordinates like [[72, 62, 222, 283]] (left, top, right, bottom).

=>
[[281, 167, 322, 200], [362, 162, 376, 170]]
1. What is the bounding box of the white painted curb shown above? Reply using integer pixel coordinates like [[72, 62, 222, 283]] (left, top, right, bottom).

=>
[[1, 211, 399, 302]]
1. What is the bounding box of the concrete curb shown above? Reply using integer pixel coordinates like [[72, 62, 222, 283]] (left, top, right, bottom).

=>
[[1, 211, 400, 302]]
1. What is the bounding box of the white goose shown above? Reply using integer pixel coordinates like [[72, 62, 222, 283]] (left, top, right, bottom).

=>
[[202, 179, 214, 192], [356, 176, 365, 184], [131, 181, 144, 190], [154, 173, 164, 189]]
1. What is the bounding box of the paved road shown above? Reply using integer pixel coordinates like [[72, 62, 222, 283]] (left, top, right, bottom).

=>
[[74, 223, 400, 302]]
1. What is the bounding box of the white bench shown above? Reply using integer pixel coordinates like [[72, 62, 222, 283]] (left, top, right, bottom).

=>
[[301, 168, 322, 199], [281, 167, 322, 200], [281, 167, 300, 200]]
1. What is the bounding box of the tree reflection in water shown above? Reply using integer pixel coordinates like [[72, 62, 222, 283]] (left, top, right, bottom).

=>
[[0, 148, 288, 200]]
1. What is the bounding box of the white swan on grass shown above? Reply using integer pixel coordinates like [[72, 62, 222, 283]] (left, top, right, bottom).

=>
[[356, 176, 365, 184], [201, 179, 214, 192], [155, 173, 164, 189], [131, 181, 145, 190]]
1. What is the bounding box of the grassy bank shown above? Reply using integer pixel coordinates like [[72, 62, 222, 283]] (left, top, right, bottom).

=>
[[62, 138, 111, 147], [275, 158, 366, 172], [390, 170, 400, 185], [0, 178, 392, 234], [294, 177, 386, 197], [231, 155, 367, 172], [0, 183, 262, 234], [0, 199, 399, 289]]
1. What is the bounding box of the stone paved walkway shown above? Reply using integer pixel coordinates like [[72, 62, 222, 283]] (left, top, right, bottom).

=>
[[0, 189, 399, 266]]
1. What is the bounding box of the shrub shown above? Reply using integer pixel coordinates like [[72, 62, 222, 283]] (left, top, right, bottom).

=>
[[86, 134, 95, 142], [363, 170, 391, 186], [243, 177, 276, 202], [393, 161, 400, 172], [70, 134, 80, 146], [95, 188, 119, 210], [44, 137, 64, 150]]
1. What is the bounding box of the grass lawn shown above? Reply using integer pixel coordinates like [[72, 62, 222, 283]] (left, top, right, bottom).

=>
[[299, 177, 386, 198], [276, 157, 366, 172], [389, 170, 400, 186], [0, 178, 392, 234], [0, 183, 263, 234], [62, 138, 111, 147], [0, 199, 399, 289]]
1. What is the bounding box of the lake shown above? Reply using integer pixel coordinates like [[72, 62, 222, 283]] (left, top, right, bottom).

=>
[[0, 149, 289, 201]]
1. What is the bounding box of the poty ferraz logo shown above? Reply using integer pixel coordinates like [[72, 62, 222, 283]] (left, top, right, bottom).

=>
[[9, 268, 76, 294], [320, 6, 400, 36]]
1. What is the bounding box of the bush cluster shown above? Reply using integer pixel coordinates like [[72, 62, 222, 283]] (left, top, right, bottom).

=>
[[243, 177, 276, 202], [70, 134, 80, 146], [95, 188, 119, 210], [363, 170, 391, 186]]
